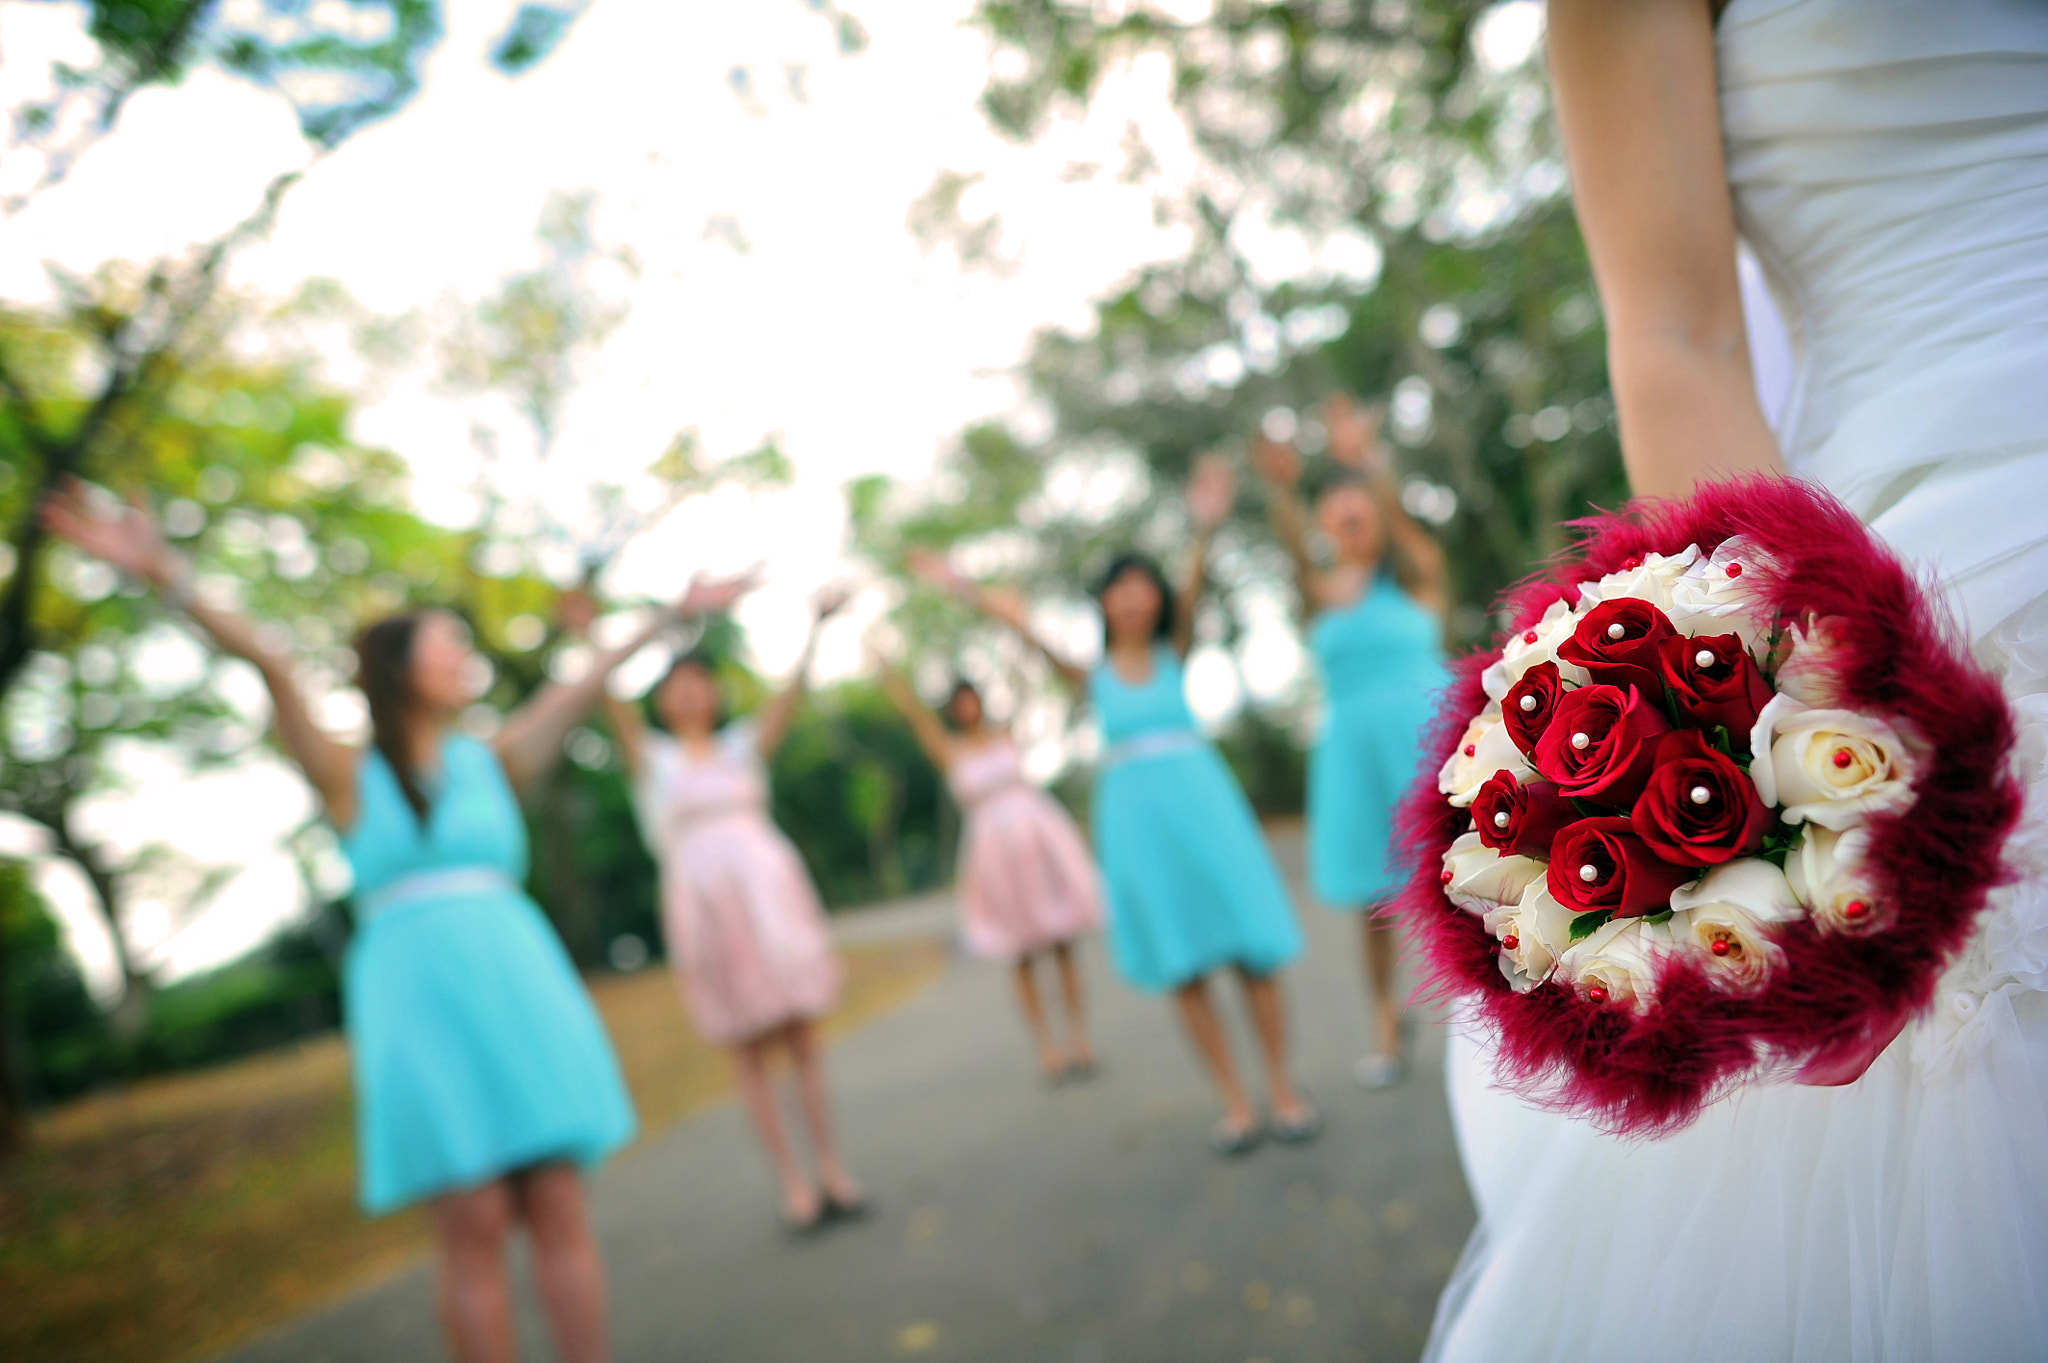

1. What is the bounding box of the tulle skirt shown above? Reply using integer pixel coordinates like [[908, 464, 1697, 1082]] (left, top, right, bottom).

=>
[[660, 814, 843, 1044], [957, 786, 1103, 960]]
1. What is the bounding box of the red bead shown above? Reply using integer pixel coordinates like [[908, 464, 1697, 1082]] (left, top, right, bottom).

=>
[[1464, 743, 1477, 757], [1522, 629, 1539, 645], [1501, 934, 1520, 951], [1844, 899, 1869, 920], [1622, 556, 1641, 570], [1440, 869, 1454, 884], [1726, 562, 1743, 577], [1710, 939, 1732, 957], [1586, 984, 1609, 1003], [1833, 748, 1854, 768]]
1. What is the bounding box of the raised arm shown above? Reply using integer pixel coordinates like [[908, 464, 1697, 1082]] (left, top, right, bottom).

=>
[[1250, 434, 1321, 619], [493, 571, 756, 796], [1326, 395, 1452, 620], [754, 587, 849, 760], [42, 482, 361, 827], [870, 654, 954, 772], [1547, 0, 1784, 500], [907, 548, 1088, 697], [558, 588, 649, 784], [1174, 454, 1235, 659]]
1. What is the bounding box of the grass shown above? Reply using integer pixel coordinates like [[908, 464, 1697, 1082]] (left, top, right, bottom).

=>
[[0, 936, 948, 1363]]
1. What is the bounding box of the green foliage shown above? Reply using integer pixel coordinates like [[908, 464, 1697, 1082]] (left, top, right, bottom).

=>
[[1, 860, 101, 1103], [1213, 705, 1309, 818], [769, 681, 952, 906]]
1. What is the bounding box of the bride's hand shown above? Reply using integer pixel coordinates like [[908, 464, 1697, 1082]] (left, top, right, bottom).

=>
[[41, 480, 178, 587]]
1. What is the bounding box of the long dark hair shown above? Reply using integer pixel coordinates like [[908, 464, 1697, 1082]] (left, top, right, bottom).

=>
[[1093, 551, 1176, 646], [355, 613, 431, 822]]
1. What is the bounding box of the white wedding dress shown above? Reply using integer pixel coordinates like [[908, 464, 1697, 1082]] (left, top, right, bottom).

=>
[[1426, 2, 2048, 1360]]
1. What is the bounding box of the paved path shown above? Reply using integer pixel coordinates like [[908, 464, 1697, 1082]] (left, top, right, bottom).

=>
[[220, 829, 1475, 1363]]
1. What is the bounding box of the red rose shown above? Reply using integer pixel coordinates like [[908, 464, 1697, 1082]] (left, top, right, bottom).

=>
[[1503, 661, 1567, 758], [1629, 730, 1770, 867], [1656, 633, 1774, 746], [1557, 598, 1678, 697], [1547, 817, 1697, 918], [1532, 683, 1673, 808], [1473, 770, 1580, 859]]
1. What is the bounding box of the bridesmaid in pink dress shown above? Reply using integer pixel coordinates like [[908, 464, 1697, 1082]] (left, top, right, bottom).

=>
[[595, 588, 866, 1233], [877, 660, 1104, 1082]]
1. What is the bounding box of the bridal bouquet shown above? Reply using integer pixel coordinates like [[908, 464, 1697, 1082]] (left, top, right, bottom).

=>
[[1400, 478, 2023, 1134]]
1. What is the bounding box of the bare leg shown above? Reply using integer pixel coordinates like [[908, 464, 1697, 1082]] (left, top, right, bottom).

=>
[[786, 1018, 863, 1207], [429, 1181, 519, 1363], [515, 1163, 611, 1363], [1050, 940, 1093, 1068], [1238, 967, 1312, 1124], [1362, 911, 1405, 1058], [1171, 976, 1257, 1130], [732, 1033, 820, 1223], [1012, 953, 1065, 1077]]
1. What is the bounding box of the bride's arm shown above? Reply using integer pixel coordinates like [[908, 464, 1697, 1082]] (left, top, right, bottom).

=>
[[1547, 0, 1785, 500]]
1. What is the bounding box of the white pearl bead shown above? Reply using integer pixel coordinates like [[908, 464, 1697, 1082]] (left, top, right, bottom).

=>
[[1694, 648, 1715, 668], [1493, 811, 1510, 828], [1579, 863, 1600, 882], [1690, 785, 1712, 804], [1571, 732, 1590, 750], [1519, 694, 1539, 712], [1606, 622, 1626, 640]]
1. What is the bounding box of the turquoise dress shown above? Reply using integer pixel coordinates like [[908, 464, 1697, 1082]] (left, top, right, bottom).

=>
[[1307, 574, 1447, 908], [341, 735, 637, 1215], [1090, 648, 1303, 991]]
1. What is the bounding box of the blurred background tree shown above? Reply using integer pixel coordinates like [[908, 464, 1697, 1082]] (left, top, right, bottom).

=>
[[858, 0, 1624, 793], [0, 0, 609, 709]]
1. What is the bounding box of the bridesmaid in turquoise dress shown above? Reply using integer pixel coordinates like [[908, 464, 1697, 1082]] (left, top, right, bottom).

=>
[[45, 479, 751, 1363], [1254, 394, 1450, 1089], [911, 456, 1318, 1156]]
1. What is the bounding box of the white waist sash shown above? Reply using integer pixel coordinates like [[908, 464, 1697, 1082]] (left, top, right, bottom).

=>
[[359, 867, 519, 919], [1101, 730, 1204, 769]]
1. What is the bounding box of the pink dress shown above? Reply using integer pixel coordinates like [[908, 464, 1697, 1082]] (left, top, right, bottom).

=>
[[633, 724, 842, 1043], [948, 738, 1104, 960]]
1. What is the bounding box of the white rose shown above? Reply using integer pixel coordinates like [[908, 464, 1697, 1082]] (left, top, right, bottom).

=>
[[1437, 703, 1534, 808], [1574, 544, 1701, 615], [1441, 830, 1548, 915], [1668, 858, 1803, 986], [1748, 693, 1919, 830], [1666, 536, 1776, 647], [1772, 615, 1849, 708], [1783, 823, 1881, 932], [1556, 916, 1674, 1009], [1483, 881, 1578, 991], [1481, 597, 1590, 701]]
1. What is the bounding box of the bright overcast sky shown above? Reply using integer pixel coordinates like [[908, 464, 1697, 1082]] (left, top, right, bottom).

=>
[[1, 0, 1198, 988]]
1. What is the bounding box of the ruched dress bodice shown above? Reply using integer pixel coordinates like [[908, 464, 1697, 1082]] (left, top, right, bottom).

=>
[[1720, 0, 2048, 636]]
